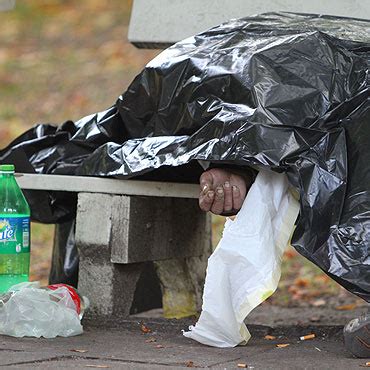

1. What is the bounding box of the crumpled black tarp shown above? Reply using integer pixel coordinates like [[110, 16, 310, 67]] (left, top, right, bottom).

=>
[[1, 12, 369, 300]]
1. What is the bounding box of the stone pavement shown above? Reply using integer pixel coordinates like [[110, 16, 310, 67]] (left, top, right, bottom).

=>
[[0, 305, 368, 369]]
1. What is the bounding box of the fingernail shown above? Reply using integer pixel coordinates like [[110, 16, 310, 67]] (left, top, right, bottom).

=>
[[202, 184, 208, 192], [207, 191, 214, 199], [217, 187, 223, 195], [232, 185, 239, 192], [224, 181, 230, 188]]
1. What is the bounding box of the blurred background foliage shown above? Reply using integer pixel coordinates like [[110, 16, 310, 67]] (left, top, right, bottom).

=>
[[0, 0, 362, 309]]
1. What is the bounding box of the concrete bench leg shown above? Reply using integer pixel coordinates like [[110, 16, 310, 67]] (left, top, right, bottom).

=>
[[78, 255, 143, 318], [76, 193, 211, 320], [155, 253, 212, 319], [75, 193, 144, 319], [155, 259, 197, 318], [154, 203, 212, 319]]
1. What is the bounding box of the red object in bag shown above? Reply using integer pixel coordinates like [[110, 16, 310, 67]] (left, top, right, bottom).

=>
[[47, 284, 82, 315]]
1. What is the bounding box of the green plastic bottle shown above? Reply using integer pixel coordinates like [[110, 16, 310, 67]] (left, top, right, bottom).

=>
[[0, 164, 30, 292]]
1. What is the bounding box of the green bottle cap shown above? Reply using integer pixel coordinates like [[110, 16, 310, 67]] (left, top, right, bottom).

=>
[[0, 164, 15, 171]]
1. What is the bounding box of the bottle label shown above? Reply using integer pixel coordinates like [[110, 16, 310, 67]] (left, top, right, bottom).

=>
[[0, 217, 30, 254]]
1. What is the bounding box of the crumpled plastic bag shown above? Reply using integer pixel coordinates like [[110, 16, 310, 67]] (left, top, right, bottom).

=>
[[0, 282, 83, 338], [183, 170, 299, 347]]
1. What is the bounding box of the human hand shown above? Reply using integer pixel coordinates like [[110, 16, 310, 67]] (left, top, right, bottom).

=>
[[198, 168, 251, 215]]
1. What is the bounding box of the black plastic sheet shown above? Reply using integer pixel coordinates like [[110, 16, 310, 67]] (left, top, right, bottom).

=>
[[0, 13, 369, 300]]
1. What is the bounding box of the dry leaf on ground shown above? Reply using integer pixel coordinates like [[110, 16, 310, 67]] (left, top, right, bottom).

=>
[[335, 304, 357, 311], [140, 323, 152, 333], [264, 335, 276, 340], [294, 278, 310, 287], [276, 344, 290, 348], [312, 299, 326, 307]]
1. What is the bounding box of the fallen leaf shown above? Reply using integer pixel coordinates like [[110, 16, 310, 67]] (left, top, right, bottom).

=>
[[312, 299, 326, 307], [294, 278, 310, 287], [145, 338, 156, 343], [185, 361, 194, 367], [85, 366, 109, 369], [155, 344, 164, 349], [141, 323, 152, 333], [276, 344, 290, 348], [292, 292, 304, 300], [70, 349, 88, 353], [300, 334, 315, 341], [264, 335, 276, 340], [335, 304, 357, 311], [237, 364, 247, 368], [284, 249, 297, 259], [314, 274, 330, 283]]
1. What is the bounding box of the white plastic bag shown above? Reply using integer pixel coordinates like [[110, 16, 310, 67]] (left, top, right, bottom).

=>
[[0, 282, 84, 338], [183, 169, 300, 347]]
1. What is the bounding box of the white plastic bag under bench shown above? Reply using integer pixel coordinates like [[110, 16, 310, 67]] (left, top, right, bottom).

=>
[[184, 169, 300, 347]]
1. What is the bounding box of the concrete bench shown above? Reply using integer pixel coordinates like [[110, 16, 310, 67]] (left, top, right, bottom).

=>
[[17, 0, 368, 321], [17, 173, 211, 319]]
